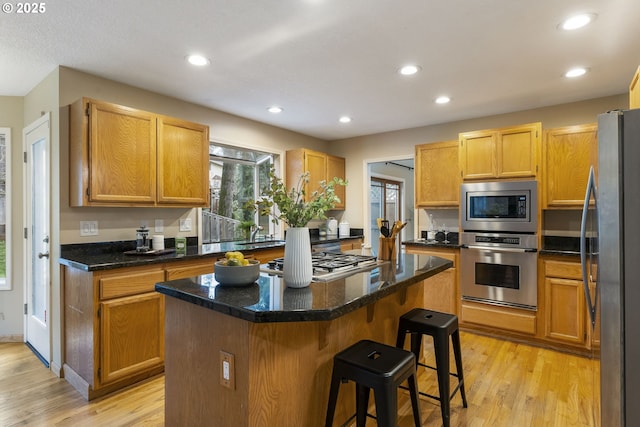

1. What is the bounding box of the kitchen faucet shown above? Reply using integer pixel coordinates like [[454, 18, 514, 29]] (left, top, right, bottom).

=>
[[250, 225, 263, 242]]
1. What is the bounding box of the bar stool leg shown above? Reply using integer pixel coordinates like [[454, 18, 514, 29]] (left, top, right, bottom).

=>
[[373, 384, 398, 427], [434, 332, 451, 427], [325, 374, 341, 427], [407, 373, 422, 427], [452, 330, 468, 408], [356, 384, 370, 427]]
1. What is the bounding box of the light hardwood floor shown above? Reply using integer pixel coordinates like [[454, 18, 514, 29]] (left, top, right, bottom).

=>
[[0, 331, 599, 427]]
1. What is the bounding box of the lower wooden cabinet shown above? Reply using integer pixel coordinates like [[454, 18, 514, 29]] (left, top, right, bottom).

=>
[[542, 256, 599, 350], [404, 245, 458, 315], [339, 237, 363, 252], [64, 264, 166, 400], [100, 292, 164, 385]]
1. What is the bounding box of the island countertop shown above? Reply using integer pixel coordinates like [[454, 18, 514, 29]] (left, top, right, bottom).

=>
[[154, 252, 452, 323]]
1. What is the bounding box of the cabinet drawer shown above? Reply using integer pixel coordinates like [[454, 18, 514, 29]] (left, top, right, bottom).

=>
[[100, 270, 166, 300], [545, 260, 581, 280], [165, 260, 215, 281]]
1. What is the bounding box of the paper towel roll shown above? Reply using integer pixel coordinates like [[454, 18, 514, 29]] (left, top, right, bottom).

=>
[[152, 235, 165, 251]]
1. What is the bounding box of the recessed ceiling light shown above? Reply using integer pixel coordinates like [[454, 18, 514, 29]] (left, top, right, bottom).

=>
[[435, 96, 451, 104], [399, 65, 421, 76], [186, 54, 210, 66], [339, 116, 352, 123], [560, 13, 596, 30], [267, 106, 283, 114], [565, 67, 588, 78]]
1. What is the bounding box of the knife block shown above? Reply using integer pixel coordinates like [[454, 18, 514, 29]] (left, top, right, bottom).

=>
[[378, 236, 397, 261]]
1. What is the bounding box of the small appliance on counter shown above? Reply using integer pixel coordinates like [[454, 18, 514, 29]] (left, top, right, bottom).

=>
[[338, 221, 350, 237], [326, 217, 338, 236], [136, 226, 150, 252]]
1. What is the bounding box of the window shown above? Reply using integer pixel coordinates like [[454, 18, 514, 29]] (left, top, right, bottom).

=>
[[0, 128, 10, 290], [203, 143, 278, 243]]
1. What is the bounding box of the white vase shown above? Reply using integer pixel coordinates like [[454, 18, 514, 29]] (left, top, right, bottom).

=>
[[283, 227, 313, 288]]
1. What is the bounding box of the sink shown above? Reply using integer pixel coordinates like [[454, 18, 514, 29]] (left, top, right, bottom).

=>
[[236, 240, 286, 248]]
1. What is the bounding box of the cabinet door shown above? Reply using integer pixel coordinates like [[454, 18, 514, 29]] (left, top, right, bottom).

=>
[[156, 116, 210, 207], [459, 130, 497, 180], [543, 123, 597, 208], [88, 100, 157, 204], [415, 141, 459, 207], [630, 66, 640, 109], [544, 276, 586, 345], [305, 150, 327, 196], [327, 155, 346, 209], [498, 123, 540, 178], [100, 292, 165, 385]]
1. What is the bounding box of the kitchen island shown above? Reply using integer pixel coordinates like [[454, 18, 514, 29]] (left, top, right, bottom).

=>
[[155, 252, 452, 427]]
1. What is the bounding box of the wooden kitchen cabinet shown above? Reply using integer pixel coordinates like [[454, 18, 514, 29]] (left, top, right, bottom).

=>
[[63, 264, 166, 400], [327, 155, 346, 209], [415, 140, 460, 207], [69, 98, 209, 207], [100, 292, 164, 385], [542, 123, 597, 208], [286, 148, 346, 209], [630, 66, 640, 109], [405, 245, 458, 315], [459, 122, 541, 180], [542, 257, 600, 349]]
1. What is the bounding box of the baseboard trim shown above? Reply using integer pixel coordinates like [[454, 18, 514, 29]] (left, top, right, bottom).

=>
[[0, 334, 24, 342]]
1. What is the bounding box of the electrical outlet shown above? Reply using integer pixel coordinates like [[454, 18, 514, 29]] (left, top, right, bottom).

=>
[[80, 221, 98, 236], [179, 218, 192, 232], [220, 351, 235, 389]]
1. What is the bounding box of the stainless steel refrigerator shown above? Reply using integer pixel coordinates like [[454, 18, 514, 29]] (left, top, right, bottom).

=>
[[584, 109, 640, 426]]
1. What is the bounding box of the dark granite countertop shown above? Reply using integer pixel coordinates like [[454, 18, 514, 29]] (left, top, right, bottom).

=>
[[58, 234, 363, 271], [154, 252, 452, 323], [402, 239, 461, 249]]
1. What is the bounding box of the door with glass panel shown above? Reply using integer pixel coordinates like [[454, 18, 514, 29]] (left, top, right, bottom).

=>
[[24, 113, 51, 365], [370, 177, 402, 254]]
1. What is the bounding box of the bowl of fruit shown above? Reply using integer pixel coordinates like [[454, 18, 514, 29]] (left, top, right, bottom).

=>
[[214, 251, 260, 286]]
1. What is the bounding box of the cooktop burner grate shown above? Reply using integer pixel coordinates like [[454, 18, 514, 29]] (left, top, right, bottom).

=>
[[265, 252, 378, 274]]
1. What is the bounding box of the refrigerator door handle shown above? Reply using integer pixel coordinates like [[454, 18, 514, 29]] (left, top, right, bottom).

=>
[[580, 166, 598, 328]]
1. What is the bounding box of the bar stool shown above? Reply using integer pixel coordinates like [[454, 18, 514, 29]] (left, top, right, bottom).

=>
[[396, 308, 468, 427], [325, 339, 421, 427]]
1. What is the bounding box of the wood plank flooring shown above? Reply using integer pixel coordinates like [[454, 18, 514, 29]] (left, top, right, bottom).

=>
[[0, 331, 599, 426]]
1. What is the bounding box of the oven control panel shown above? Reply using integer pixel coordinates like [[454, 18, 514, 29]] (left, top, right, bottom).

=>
[[461, 232, 538, 250]]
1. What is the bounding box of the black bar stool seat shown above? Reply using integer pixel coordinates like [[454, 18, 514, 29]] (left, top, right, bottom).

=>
[[325, 339, 421, 427], [396, 308, 468, 427]]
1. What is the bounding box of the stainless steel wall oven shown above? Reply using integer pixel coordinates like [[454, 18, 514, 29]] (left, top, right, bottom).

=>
[[460, 232, 538, 310], [460, 180, 538, 310]]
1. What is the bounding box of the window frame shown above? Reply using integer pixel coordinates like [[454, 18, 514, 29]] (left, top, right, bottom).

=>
[[0, 127, 11, 291]]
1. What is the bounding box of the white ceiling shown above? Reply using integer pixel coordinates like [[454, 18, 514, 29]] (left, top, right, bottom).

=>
[[2, 0, 639, 140]]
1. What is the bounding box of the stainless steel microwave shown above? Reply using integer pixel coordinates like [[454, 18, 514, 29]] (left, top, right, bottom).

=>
[[460, 180, 538, 233]]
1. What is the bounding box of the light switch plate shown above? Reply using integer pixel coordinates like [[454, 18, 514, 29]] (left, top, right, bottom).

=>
[[154, 219, 164, 232], [179, 218, 192, 232]]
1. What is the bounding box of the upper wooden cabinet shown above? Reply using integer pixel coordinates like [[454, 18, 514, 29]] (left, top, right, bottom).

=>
[[286, 148, 346, 210], [69, 98, 210, 207], [630, 66, 640, 109], [542, 123, 597, 208], [459, 122, 541, 180], [415, 140, 460, 207]]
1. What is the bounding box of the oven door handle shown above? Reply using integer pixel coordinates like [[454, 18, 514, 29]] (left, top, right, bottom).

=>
[[461, 244, 537, 253]]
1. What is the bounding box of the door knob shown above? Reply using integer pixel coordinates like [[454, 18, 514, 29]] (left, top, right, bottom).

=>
[[38, 252, 50, 259]]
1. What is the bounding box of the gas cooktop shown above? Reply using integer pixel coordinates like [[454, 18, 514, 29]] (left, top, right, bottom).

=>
[[261, 252, 380, 281]]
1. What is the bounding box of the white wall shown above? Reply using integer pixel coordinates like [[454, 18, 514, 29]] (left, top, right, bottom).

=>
[[0, 96, 24, 341]]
